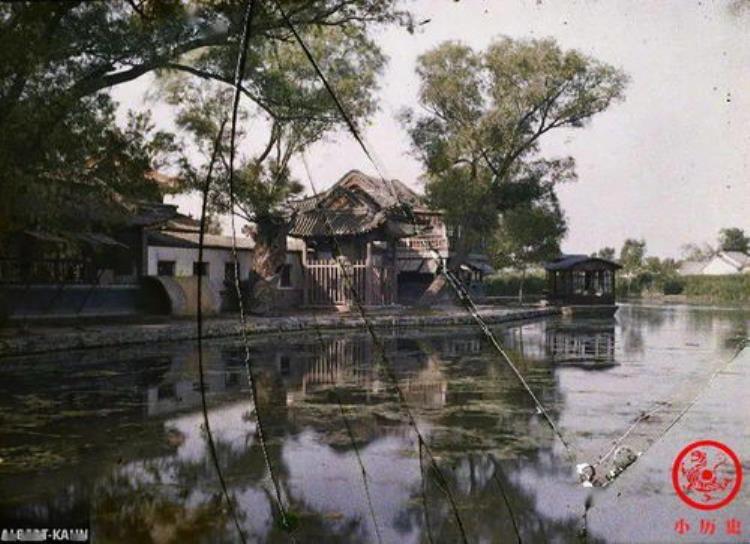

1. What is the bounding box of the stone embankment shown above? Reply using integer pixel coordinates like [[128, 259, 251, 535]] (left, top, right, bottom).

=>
[[0, 306, 559, 358]]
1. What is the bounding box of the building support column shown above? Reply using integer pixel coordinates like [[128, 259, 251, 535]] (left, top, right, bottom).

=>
[[302, 244, 309, 307], [391, 240, 398, 305], [365, 240, 373, 305]]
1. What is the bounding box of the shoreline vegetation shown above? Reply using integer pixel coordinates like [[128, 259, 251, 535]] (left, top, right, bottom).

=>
[[486, 272, 750, 305]]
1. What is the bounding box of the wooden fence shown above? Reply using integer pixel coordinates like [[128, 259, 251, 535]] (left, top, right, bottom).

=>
[[303, 258, 395, 307]]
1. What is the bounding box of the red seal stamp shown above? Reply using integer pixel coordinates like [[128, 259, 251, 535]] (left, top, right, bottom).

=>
[[672, 440, 743, 510]]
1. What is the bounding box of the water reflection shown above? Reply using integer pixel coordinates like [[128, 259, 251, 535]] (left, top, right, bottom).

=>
[[545, 321, 616, 369], [1, 304, 748, 542]]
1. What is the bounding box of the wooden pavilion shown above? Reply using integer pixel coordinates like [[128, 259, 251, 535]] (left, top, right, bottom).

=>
[[288, 170, 449, 307], [543, 254, 622, 315]]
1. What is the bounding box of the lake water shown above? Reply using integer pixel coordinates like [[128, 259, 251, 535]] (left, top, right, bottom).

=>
[[1, 304, 748, 543]]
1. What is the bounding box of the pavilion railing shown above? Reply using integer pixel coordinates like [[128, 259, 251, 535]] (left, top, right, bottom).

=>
[[303, 258, 395, 307], [397, 236, 449, 250]]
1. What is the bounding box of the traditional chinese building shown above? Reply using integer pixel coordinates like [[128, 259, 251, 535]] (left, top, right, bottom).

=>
[[288, 170, 450, 307]]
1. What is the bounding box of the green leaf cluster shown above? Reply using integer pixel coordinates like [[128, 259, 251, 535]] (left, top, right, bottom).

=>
[[0, 0, 410, 241], [403, 37, 628, 263]]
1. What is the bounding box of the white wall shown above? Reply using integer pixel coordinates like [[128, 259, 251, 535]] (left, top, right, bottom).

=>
[[147, 245, 253, 295]]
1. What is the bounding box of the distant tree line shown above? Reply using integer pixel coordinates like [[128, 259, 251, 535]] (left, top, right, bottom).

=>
[[681, 227, 750, 261], [593, 239, 680, 297], [591, 227, 750, 298], [486, 226, 749, 302]]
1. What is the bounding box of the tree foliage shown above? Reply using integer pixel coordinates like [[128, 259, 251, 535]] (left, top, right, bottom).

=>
[[491, 191, 567, 301], [4, 93, 176, 236], [680, 242, 715, 262], [718, 227, 749, 253], [403, 37, 628, 258], [491, 182, 567, 272], [619, 238, 646, 274], [0, 0, 410, 240], [593, 247, 616, 261], [160, 10, 389, 278]]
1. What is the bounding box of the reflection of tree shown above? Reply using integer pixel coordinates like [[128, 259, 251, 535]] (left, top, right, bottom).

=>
[[669, 306, 749, 352], [616, 305, 673, 357], [723, 318, 749, 351], [4, 324, 583, 543], [394, 451, 605, 543], [94, 466, 233, 543]]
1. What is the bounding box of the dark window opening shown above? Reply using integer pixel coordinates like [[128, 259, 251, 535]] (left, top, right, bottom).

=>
[[225, 262, 237, 283], [157, 383, 176, 400], [193, 261, 209, 277], [280, 264, 292, 287], [157, 260, 175, 276], [280, 355, 290, 375]]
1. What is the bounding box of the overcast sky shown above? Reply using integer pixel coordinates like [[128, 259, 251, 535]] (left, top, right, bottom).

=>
[[113, 0, 750, 259]]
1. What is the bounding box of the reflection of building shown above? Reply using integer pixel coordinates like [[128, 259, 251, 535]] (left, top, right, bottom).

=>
[[288, 337, 379, 396], [439, 337, 482, 357], [401, 353, 447, 407], [273, 334, 453, 409], [145, 348, 247, 416], [544, 322, 616, 367]]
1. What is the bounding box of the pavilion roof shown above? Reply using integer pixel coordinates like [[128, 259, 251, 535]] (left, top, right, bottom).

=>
[[288, 170, 433, 239], [543, 254, 622, 271]]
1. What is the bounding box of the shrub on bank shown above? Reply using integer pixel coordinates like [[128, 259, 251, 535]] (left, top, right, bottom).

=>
[[662, 277, 685, 295], [682, 274, 750, 303], [485, 273, 546, 296]]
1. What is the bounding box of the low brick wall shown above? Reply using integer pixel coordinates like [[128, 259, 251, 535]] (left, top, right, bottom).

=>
[[0, 306, 559, 358], [0, 284, 146, 318]]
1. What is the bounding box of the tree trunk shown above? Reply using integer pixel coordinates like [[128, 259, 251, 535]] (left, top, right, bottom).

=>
[[518, 269, 525, 304], [248, 215, 289, 314], [446, 223, 470, 270]]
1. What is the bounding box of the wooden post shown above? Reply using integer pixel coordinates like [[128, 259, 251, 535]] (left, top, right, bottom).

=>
[[302, 243, 308, 307], [391, 240, 398, 305], [611, 269, 617, 304], [365, 240, 372, 306]]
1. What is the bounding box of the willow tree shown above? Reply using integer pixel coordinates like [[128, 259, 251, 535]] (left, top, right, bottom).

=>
[[402, 37, 628, 263], [0, 0, 411, 241], [161, 14, 388, 286]]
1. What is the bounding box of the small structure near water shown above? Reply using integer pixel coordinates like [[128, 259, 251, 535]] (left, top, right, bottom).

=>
[[543, 254, 622, 316], [288, 170, 450, 307]]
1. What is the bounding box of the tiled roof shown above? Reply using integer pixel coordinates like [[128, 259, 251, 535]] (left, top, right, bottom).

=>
[[148, 229, 307, 252], [292, 171, 429, 212], [543, 254, 622, 271], [466, 254, 495, 274], [148, 230, 255, 250], [720, 251, 750, 268], [126, 202, 180, 227], [678, 261, 707, 275], [289, 210, 385, 237], [289, 170, 434, 238]]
